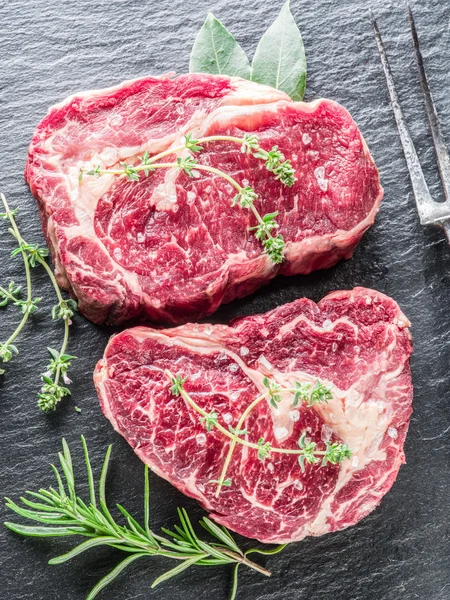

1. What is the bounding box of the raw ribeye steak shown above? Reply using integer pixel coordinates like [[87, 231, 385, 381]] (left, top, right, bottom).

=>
[[26, 73, 383, 325], [94, 287, 413, 543]]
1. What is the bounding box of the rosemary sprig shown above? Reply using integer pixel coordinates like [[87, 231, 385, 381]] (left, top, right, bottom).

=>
[[0, 193, 77, 410], [4, 437, 285, 600], [79, 133, 297, 264], [166, 370, 352, 492]]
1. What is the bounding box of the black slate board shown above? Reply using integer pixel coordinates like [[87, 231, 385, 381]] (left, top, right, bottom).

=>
[[1, 0, 450, 598]]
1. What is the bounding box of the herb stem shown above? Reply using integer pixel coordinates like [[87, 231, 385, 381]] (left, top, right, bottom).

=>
[[165, 370, 331, 457], [0, 193, 33, 350], [36, 258, 70, 389], [142, 135, 248, 165], [7, 212, 72, 393], [220, 548, 271, 577], [215, 391, 269, 496]]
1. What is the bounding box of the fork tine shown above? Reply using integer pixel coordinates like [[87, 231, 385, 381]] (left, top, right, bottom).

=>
[[370, 11, 437, 225], [408, 6, 450, 204]]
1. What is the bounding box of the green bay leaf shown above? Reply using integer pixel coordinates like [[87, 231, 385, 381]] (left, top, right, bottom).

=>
[[251, 0, 306, 100], [189, 13, 251, 79]]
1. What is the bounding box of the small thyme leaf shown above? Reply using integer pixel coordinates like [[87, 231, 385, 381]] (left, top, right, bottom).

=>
[[263, 234, 285, 264], [169, 374, 188, 397], [0, 207, 18, 220], [257, 438, 272, 460], [241, 134, 261, 153], [309, 381, 333, 406], [263, 376, 282, 408], [11, 243, 49, 268], [208, 478, 232, 487], [297, 432, 319, 472], [0, 342, 19, 363], [176, 155, 198, 177], [228, 425, 248, 436], [51, 298, 78, 322], [321, 441, 352, 467], [232, 186, 257, 209], [137, 150, 154, 177], [249, 212, 279, 240], [199, 410, 219, 432], [292, 382, 311, 407], [120, 162, 140, 182], [86, 165, 102, 177], [272, 159, 296, 187], [184, 133, 203, 153], [0, 281, 22, 307]]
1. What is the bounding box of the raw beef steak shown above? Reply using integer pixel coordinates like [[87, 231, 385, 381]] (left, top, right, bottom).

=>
[[94, 287, 413, 544], [26, 74, 383, 325]]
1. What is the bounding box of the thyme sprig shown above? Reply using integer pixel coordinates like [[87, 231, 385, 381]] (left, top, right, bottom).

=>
[[166, 370, 352, 494], [0, 193, 77, 410], [0, 194, 36, 375], [5, 437, 285, 600], [79, 133, 297, 264]]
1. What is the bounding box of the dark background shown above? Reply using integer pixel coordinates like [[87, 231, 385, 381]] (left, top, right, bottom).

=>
[[1, 0, 449, 598]]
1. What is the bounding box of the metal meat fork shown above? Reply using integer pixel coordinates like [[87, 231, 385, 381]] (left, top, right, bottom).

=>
[[371, 7, 450, 240]]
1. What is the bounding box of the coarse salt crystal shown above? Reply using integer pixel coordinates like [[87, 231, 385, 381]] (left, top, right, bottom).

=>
[[203, 325, 213, 336], [321, 424, 333, 443], [136, 233, 145, 243], [230, 392, 239, 401], [318, 178, 328, 192], [240, 346, 250, 356], [289, 409, 300, 422], [314, 166, 325, 180], [267, 462, 275, 473], [196, 433, 206, 445], [294, 480, 304, 490], [187, 191, 196, 204], [224, 412, 233, 423], [229, 363, 239, 373], [274, 426, 288, 440], [388, 427, 398, 439], [332, 342, 338, 352], [322, 319, 333, 330], [113, 247, 122, 260], [302, 133, 312, 144]]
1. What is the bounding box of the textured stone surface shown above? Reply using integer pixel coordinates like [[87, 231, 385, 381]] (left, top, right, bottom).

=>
[[0, 0, 449, 599]]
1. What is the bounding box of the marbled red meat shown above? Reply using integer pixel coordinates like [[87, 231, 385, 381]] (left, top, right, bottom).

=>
[[26, 74, 382, 325], [94, 288, 413, 543]]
